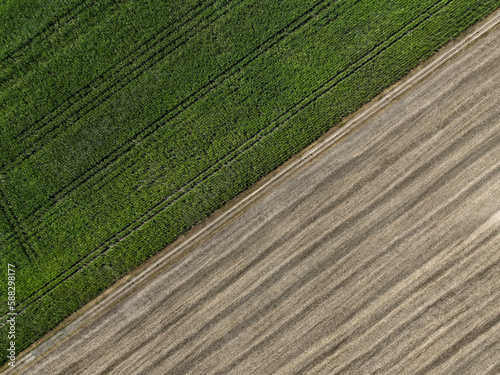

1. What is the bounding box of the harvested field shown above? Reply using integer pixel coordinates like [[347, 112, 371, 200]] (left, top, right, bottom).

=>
[[3, 0, 499, 358], [7, 9, 500, 375]]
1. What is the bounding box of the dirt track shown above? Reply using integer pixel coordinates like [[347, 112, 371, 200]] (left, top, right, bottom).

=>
[[8, 12, 500, 375]]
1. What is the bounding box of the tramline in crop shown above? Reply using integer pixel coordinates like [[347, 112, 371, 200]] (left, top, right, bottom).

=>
[[1, 0, 498, 367]]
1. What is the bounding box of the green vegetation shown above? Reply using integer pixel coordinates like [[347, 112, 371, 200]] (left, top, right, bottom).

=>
[[1, 0, 499, 363]]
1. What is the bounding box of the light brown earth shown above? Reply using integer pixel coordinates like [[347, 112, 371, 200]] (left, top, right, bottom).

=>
[[7, 11, 500, 375]]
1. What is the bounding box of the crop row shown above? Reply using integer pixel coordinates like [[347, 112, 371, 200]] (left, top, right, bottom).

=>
[[0, 0, 220, 170], [0, 187, 35, 261], [0, 0, 458, 323], [1, 0, 325, 230], [1, 0, 329, 248], [0, 0, 129, 91], [12, 0, 221, 146], [21, 0, 340, 232], [0, 0, 88, 64], [1, 0, 342, 320], [1, 0, 499, 365], [0, 0, 320, 223], [0, 0, 208, 163]]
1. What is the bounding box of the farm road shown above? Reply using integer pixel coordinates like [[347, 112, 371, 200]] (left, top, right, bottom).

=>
[[8, 11, 500, 375]]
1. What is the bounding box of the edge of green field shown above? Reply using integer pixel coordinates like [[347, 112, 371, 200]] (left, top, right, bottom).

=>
[[1, 0, 499, 367]]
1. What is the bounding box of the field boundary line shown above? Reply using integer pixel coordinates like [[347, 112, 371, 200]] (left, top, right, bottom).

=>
[[0, 0, 451, 321], [4, 5, 500, 373], [0, 0, 455, 323], [26, 0, 447, 241], [1, 0, 341, 321], [22, 0, 341, 225]]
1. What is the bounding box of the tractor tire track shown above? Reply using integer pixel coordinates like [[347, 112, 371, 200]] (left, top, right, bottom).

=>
[[0, 0, 454, 326], [17, 0, 341, 226], [0, 0, 92, 67], [7, 10, 500, 373], [2, 0, 232, 170], [25, 0, 439, 233]]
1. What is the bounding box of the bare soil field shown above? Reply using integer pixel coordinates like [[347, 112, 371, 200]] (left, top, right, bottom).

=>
[[6, 10, 500, 375]]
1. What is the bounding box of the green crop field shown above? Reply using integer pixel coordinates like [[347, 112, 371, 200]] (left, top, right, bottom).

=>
[[1, 0, 499, 364]]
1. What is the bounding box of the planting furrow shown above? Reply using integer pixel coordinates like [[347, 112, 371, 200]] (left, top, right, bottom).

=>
[[1, 0, 450, 327], [23, 0, 355, 227], [2, 0, 225, 171]]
